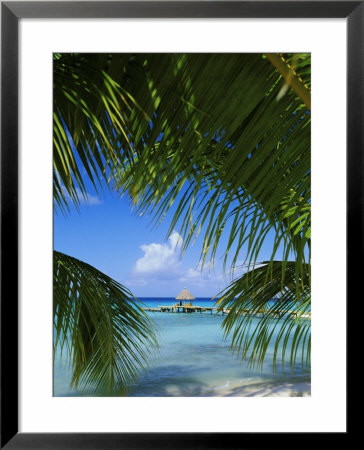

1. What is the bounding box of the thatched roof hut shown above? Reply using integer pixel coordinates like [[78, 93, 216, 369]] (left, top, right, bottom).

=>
[[175, 287, 195, 303]]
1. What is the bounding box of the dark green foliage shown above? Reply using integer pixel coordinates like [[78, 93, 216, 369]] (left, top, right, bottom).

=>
[[54, 251, 158, 395], [53, 53, 311, 379], [217, 261, 310, 371]]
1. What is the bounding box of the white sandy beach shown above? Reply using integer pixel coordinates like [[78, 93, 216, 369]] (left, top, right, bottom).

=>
[[209, 380, 311, 397], [156, 377, 311, 397]]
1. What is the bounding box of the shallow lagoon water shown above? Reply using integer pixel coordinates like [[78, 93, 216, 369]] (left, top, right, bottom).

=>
[[54, 298, 310, 397]]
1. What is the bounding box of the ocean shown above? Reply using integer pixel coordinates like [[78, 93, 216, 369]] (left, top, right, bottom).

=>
[[54, 297, 311, 397]]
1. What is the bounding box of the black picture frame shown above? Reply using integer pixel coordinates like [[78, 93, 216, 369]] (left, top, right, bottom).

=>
[[1, 1, 357, 448]]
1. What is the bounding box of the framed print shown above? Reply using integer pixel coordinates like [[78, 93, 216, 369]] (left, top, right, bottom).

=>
[[1, 1, 357, 448]]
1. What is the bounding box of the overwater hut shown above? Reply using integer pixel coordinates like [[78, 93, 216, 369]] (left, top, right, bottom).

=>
[[176, 288, 195, 306]]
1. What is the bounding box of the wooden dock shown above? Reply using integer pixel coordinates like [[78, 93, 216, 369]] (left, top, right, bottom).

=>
[[142, 304, 310, 319], [143, 305, 221, 314]]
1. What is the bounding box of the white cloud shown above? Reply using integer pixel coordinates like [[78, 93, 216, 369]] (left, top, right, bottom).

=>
[[60, 185, 103, 206], [134, 231, 182, 275], [83, 191, 103, 205], [128, 233, 232, 295], [179, 261, 226, 289], [71, 186, 102, 205]]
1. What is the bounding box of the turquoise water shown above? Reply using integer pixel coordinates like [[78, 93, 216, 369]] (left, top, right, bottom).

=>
[[54, 297, 310, 397]]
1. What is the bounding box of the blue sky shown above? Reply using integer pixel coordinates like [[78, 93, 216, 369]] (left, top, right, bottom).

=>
[[54, 124, 246, 297], [54, 176, 285, 298], [54, 185, 231, 297]]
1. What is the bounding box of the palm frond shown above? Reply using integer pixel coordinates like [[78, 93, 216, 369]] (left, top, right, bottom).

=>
[[53, 53, 144, 211], [53, 250, 158, 395], [265, 53, 311, 109], [54, 54, 311, 274], [217, 261, 311, 372], [114, 53, 310, 280], [53, 53, 311, 374]]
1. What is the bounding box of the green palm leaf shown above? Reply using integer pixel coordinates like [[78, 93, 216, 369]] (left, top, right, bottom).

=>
[[115, 53, 310, 282], [217, 261, 310, 371], [54, 251, 158, 395], [53, 53, 311, 374], [265, 53, 311, 109], [54, 53, 145, 211]]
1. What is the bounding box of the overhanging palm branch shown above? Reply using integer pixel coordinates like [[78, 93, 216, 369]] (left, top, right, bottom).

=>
[[111, 53, 311, 371], [54, 251, 158, 395], [217, 261, 311, 371], [54, 53, 149, 211], [265, 53, 311, 109], [53, 53, 311, 373], [115, 53, 310, 278]]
